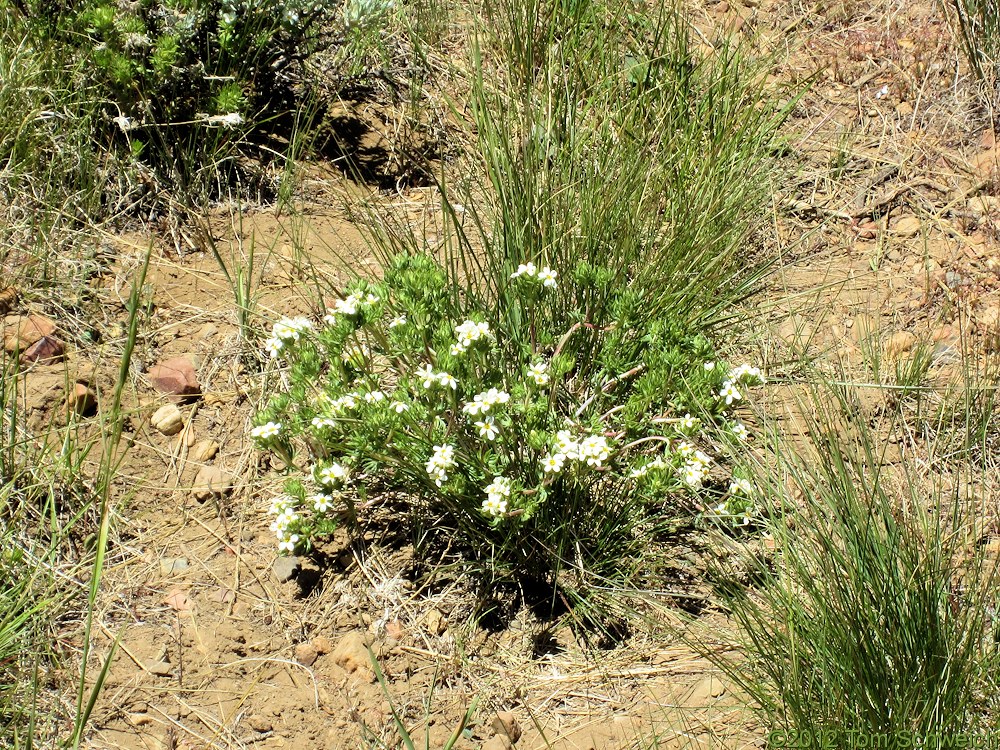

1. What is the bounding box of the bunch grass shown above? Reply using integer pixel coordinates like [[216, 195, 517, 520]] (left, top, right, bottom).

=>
[[701, 380, 1000, 743]]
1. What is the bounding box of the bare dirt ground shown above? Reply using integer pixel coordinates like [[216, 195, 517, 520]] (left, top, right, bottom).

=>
[[9, 0, 1000, 747]]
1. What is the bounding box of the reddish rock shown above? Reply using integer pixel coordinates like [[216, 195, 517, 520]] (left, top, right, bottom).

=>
[[19, 336, 65, 365], [3, 314, 56, 353], [147, 357, 200, 401]]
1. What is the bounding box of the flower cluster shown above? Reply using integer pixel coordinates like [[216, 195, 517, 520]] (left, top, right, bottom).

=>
[[719, 364, 766, 407], [676, 441, 712, 489], [511, 262, 558, 289], [527, 362, 550, 386], [542, 430, 613, 473], [417, 364, 458, 391], [482, 476, 512, 516], [324, 291, 380, 324], [269, 495, 300, 553], [251, 421, 282, 440], [462, 388, 511, 416], [425, 444, 457, 487], [265, 316, 313, 357], [317, 462, 349, 487], [451, 320, 492, 356]]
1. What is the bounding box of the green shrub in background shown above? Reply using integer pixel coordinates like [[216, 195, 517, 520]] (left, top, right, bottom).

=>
[[6, 0, 357, 205], [950, 0, 1000, 93]]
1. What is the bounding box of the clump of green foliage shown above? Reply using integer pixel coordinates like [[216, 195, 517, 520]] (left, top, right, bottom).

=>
[[7, 0, 351, 204]]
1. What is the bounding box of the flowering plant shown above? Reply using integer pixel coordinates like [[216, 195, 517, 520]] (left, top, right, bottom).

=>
[[252, 253, 765, 588]]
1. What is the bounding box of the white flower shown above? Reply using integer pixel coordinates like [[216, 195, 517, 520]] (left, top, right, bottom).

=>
[[272, 316, 312, 342], [484, 476, 512, 503], [311, 493, 334, 513], [728, 364, 765, 385], [482, 496, 508, 516], [511, 262, 537, 279], [719, 380, 742, 405], [485, 388, 509, 405], [678, 413, 698, 432], [317, 463, 349, 487], [538, 267, 557, 288], [690, 450, 712, 469], [578, 435, 611, 467], [425, 445, 457, 486], [333, 292, 363, 317], [731, 421, 749, 442], [630, 465, 649, 479], [363, 390, 386, 404], [528, 362, 550, 386], [311, 416, 337, 430], [729, 477, 753, 495], [268, 495, 296, 515], [417, 364, 437, 389], [542, 453, 566, 473], [555, 430, 580, 460], [264, 336, 283, 358], [455, 320, 491, 345], [681, 462, 706, 489], [278, 533, 300, 553], [251, 421, 282, 439], [475, 417, 499, 441], [391, 400, 409, 414], [365, 293, 380, 305], [217, 112, 243, 129], [703, 361, 716, 371], [463, 399, 487, 416], [437, 371, 458, 390], [675, 441, 694, 458], [388, 315, 407, 328], [338, 394, 359, 411], [450, 342, 467, 356]]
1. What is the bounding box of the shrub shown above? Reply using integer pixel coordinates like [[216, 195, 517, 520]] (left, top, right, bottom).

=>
[[702, 384, 1000, 744], [8, 0, 347, 204], [251, 253, 766, 607]]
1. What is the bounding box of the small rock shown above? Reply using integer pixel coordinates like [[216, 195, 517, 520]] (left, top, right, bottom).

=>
[[895, 100, 913, 117], [313, 636, 334, 655], [19, 336, 64, 365], [3, 314, 56, 352], [66, 383, 97, 416], [151, 403, 184, 435], [127, 713, 153, 727], [978, 303, 1000, 329], [491, 712, 522, 743], [147, 357, 200, 402], [188, 439, 219, 463], [688, 675, 727, 703], [893, 216, 922, 237], [0, 287, 18, 316], [422, 608, 447, 636], [146, 660, 173, 677], [945, 270, 968, 289], [247, 715, 273, 733], [331, 632, 372, 676], [885, 331, 918, 358], [159, 557, 189, 576], [295, 642, 319, 667], [482, 737, 514, 750], [191, 465, 232, 502], [272, 555, 301, 583]]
